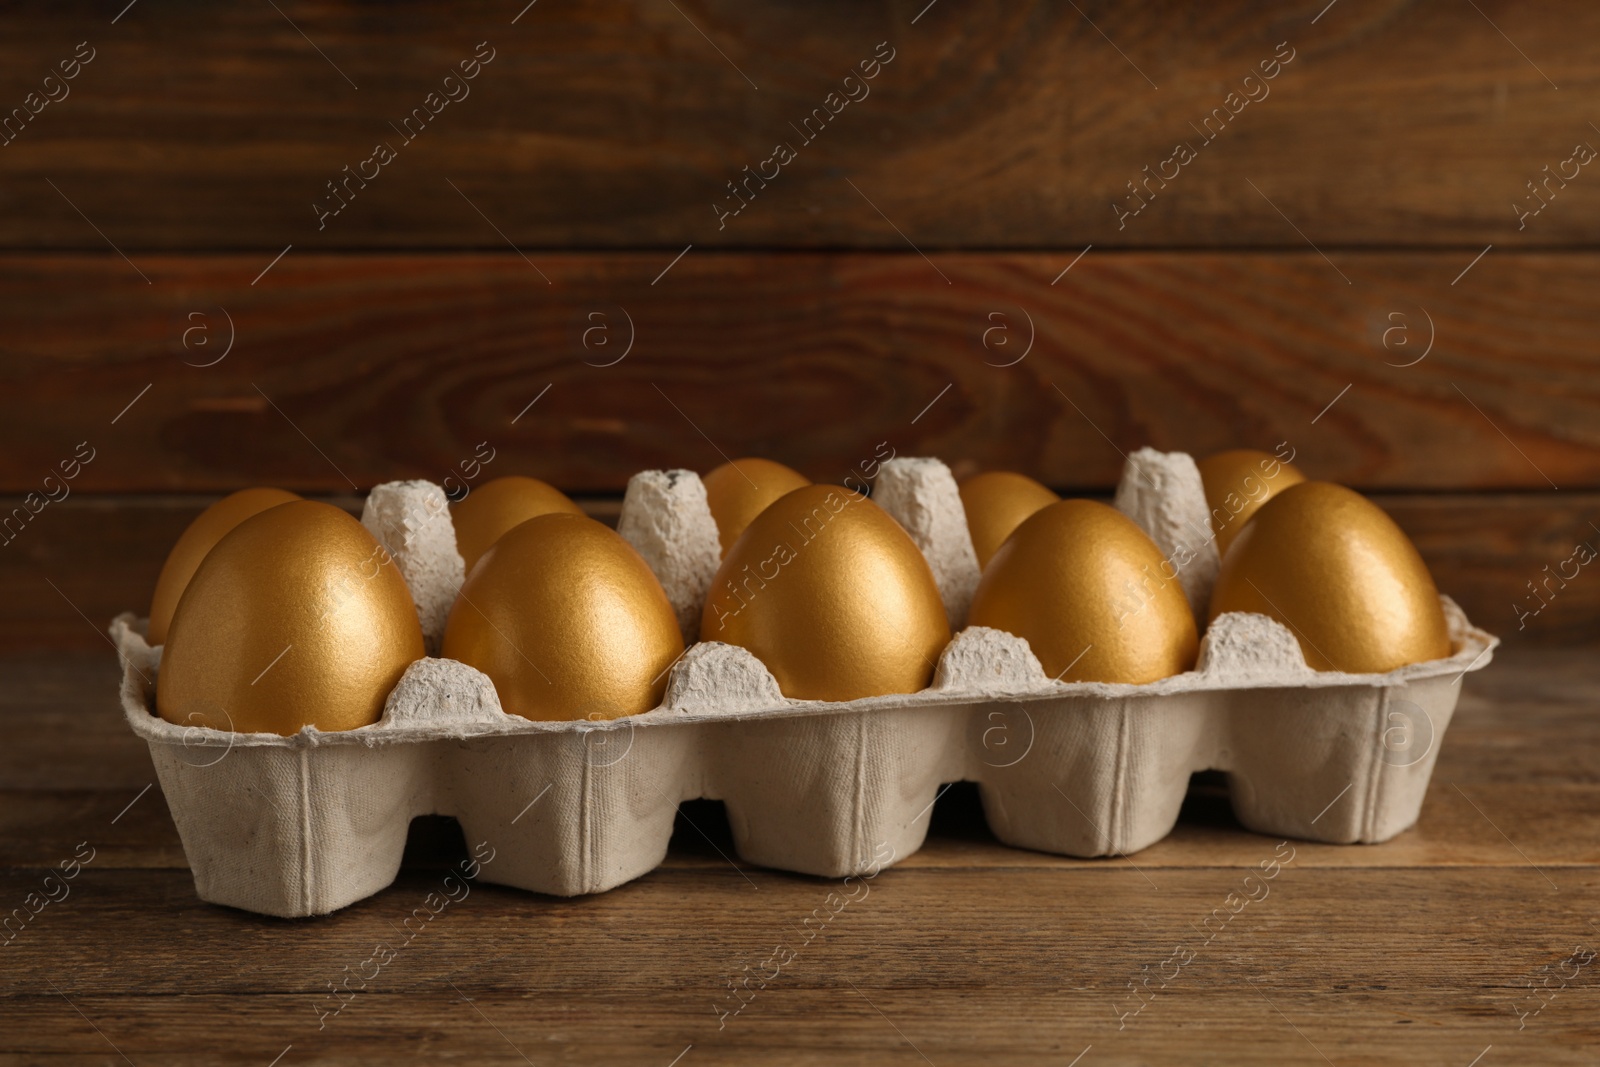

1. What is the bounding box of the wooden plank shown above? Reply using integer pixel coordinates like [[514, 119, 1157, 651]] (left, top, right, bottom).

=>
[[0, 868, 1596, 1064], [2, 490, 1589, 653], [2, 648, 1594, 872], [3, 2, 1600, 249], [2, 645, 1593, 1062], [0, 494, 617, 653], [1381, 494, 1600, 644], [5, 252, 1598, 494]]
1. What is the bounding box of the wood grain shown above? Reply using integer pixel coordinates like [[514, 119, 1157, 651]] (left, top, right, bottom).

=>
[[3, 2, 1600, 250], [2, 490, 1594, 652], [5, 252, 1598, 494], [1, 646, 1593, 866], [2, 2, 1594, 1059], [0, 867, 1597, 1066], [0, 647, 1597, 1065]]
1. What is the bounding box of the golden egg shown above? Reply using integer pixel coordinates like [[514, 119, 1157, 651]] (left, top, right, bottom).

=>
[[702, 458, 811, 557], [451, 476, 585, 572], [968, 500, 1198, 684], [147, 488, 300, 646], [1207, 482, 1451, 673], [442, 513, 684, 721], [701, 484, 950, 701], [156, 501, 425, 735], [1197, 449, 1306, 558], [958, 471, 1061, 569]]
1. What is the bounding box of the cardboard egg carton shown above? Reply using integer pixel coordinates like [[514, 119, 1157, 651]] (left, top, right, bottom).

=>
[[112, 452, 1497, 917]]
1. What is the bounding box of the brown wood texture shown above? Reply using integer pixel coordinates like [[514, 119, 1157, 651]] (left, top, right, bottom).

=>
[[0, 647, 1596, 1065], [4, 251, 1597, 494], [2, 2, 1595, 1061], [3, 491, 1594, 651], [2, 2, 1600, 250]]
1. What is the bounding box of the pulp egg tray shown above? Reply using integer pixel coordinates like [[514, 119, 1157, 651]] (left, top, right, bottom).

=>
[[111, 451, 1497, 917]]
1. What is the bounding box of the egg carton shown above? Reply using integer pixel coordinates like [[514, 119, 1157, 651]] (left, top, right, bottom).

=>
[[111, 451, 1497, 917]]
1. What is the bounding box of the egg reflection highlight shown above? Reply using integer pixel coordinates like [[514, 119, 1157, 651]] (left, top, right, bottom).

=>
[[1207, 481, 1451, 673], [701, 484, 950, 701], [968, 500, 1198, 684], [452, 476, 585, 573], [958, 471, 1061, 569], [148, 487, 300, 645], [156, 501, 425, 735], [443, 513, 684, 721], [702, 458, 811, 557], [1197, 449, 1306, 558]]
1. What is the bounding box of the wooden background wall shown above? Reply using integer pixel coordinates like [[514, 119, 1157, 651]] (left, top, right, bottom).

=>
[[4, 0, 1597, 650]]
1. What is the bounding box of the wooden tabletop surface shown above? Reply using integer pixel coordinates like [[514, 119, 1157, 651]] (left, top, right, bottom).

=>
[[1, 643, 1595, 1066]]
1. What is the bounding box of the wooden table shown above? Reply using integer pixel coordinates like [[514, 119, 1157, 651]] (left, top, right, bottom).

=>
[[3, 644, 1596, 1065]]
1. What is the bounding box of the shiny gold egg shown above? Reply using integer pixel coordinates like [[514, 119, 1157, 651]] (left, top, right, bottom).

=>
[[1197, 449, 1306, 558], [958, 471, 1061, 569], [702, 458, 811, 557], [701, 484, 950, 701], [1207, 481, 1451, 673], [148, 488, 300, 646], [442, 513, 684, 721], [451, 476, 585, 573], [968, 500, 1198, 684], [156, 501, 425, 735]]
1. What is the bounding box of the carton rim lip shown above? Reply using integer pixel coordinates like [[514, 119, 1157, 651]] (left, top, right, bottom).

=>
[[112, 603, 1498, 751]]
